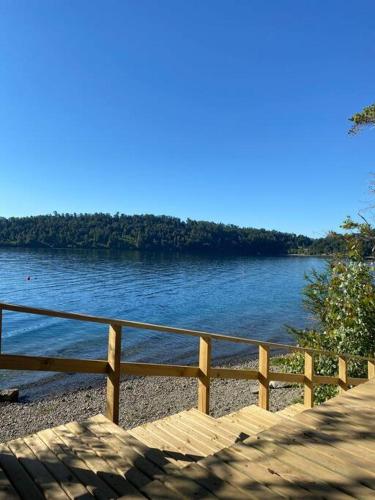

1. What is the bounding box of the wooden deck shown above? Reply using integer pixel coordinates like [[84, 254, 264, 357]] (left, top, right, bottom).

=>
[[0, 379, 374, 499]]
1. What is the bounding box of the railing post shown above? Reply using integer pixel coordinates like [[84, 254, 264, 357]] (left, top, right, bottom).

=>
[[304, 351, 314, 408], [368, 358, 375, 379], [106, 324, 122, 424], [198, 336, 211, 414], [258, 345, 270, 410], [338, 356, 348, 393]]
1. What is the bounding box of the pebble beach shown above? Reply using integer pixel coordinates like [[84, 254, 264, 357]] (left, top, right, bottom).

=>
[[0, 357, 302, 443]]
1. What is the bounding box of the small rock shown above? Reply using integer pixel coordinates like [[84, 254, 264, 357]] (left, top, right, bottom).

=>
[[270, 381, 293, 389], [0, 389, 19, 402]]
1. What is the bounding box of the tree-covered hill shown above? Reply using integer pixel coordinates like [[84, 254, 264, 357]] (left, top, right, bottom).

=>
[[0, 213, 343, 256]]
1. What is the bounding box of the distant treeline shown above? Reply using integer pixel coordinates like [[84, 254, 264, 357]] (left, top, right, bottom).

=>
[[0, 213, 345, 256]]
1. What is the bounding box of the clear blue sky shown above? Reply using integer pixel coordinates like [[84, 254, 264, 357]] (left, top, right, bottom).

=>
[[0, 1, 374, 237]]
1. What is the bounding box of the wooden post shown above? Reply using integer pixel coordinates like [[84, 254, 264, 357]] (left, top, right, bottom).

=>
[[198, 336, 211, 414], [258, 345, 270, 410], [368, 358, 375, 380], [338, 356, 348, 393], [106, 324, 122, 424], [304, 351, 314, 408]]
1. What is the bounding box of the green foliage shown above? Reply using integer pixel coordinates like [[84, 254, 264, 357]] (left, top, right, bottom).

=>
[[0, 213, 333, 256], [281, 219, 375, 403], [349, 103, 375, 134]]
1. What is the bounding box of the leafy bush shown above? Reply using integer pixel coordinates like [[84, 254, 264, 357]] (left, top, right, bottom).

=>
[[280, 218, 375, 403]]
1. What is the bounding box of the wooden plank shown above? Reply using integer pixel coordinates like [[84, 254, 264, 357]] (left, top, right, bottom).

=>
[[38, 428, 118, 499], [198, 336, 211, 414], [339, 356, 348, 393], [87, 424, 216, 500], [106, 324, 122, 424], [304, 351, 314, 408], [277, 403, 306, 420], [210, 367, 258, 380], [86, 416, 189, 473], [195, 453, 278, 499], [269, 371, 305, 383], [312, 374, 339, 385], [257, 423, 375, 496], [0, 465, 19, 500], [215, 445, 318, 499], [85, 418, 286, 499], [81, 421, 166, 480], [284, 414, 375, 459], [23, 433, 93, 500], [64, 422, 148, 496], [274, 419, 375, 476], [150, 418, 211, 458], [139, 478, 196, 500], [217, 416, 254, 440], [121, 362, 199, 378], [154, 418, 218, 456], [7, 438, 69, 499], [172, 412, 235, 448], [219, 413, 262, 435], [0, 444, 43, 500], [347, 376, 368, 386], [294, 408, 375, 443], [51, 425, 141, 497], [176, 460, 255, 499], [300, 426, 375, 472], [2, 301, 374, 363], [232, 439, 351, 499], [368, 359, 375, 379], [244, 437, 358, 499], [129, 424, 198, 468], [188, 409, 243, 442], [258, 344, 269, 410], [237, 405, 283, 429], [0, 354, 107, 373]]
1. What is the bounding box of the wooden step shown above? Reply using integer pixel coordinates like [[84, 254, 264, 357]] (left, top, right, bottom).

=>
[[217, 404, 287, 436], [276, 403, 306, 420], [128, 409, 252, 469], [1, 379, 375, 499]]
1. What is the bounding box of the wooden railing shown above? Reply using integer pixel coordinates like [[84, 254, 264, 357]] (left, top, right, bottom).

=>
[[0, 302, 374, 424]]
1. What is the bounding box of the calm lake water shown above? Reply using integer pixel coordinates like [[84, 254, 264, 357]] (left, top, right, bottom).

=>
[[0, 248, 325, 390]]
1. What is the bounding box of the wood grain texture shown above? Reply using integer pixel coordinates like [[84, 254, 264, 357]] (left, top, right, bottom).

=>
[[106, 324, 122, 424], [198, 336, 211, 414], [304, 351, 314, 408], [258, 345, 270, 410]]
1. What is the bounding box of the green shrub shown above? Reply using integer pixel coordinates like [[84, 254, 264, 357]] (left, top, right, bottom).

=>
[[281, 218, 375, 403]]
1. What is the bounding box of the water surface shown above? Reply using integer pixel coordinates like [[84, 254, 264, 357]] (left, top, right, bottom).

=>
[[0, 248, 325, 389]]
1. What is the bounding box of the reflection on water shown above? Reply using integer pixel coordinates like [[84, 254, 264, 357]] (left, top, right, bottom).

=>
[[0, 248, 325, 388]]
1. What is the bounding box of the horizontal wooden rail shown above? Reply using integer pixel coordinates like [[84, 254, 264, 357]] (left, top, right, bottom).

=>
[[348, 377, 369, 386], [269, 371, 305, 384], [0, 354, 107, 374], [121, 362, 200, 378], [313, 375, 340, 385], [210, 368, 258, 380], [0, 301, 374, 421], [1, 302, 374, 363]]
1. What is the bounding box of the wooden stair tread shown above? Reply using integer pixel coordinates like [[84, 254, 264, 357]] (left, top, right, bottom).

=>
[[276, 403, 306, 419], [1, 379, 375, 498]]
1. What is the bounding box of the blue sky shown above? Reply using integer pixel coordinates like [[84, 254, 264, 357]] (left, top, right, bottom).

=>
[[0, 1, 374, 237]]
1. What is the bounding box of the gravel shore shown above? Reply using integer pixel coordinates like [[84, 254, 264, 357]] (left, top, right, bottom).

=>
[[0, 358, 302, 443]]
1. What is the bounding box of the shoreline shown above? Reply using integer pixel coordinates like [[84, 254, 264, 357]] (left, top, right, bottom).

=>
[[0, 354, 302, 443]]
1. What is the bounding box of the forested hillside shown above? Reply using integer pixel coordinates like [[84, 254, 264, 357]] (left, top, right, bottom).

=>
[[0, 213, 343, 255]]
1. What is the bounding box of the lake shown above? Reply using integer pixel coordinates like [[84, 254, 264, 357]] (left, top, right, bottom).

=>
[[0, 248, 325, 390]]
